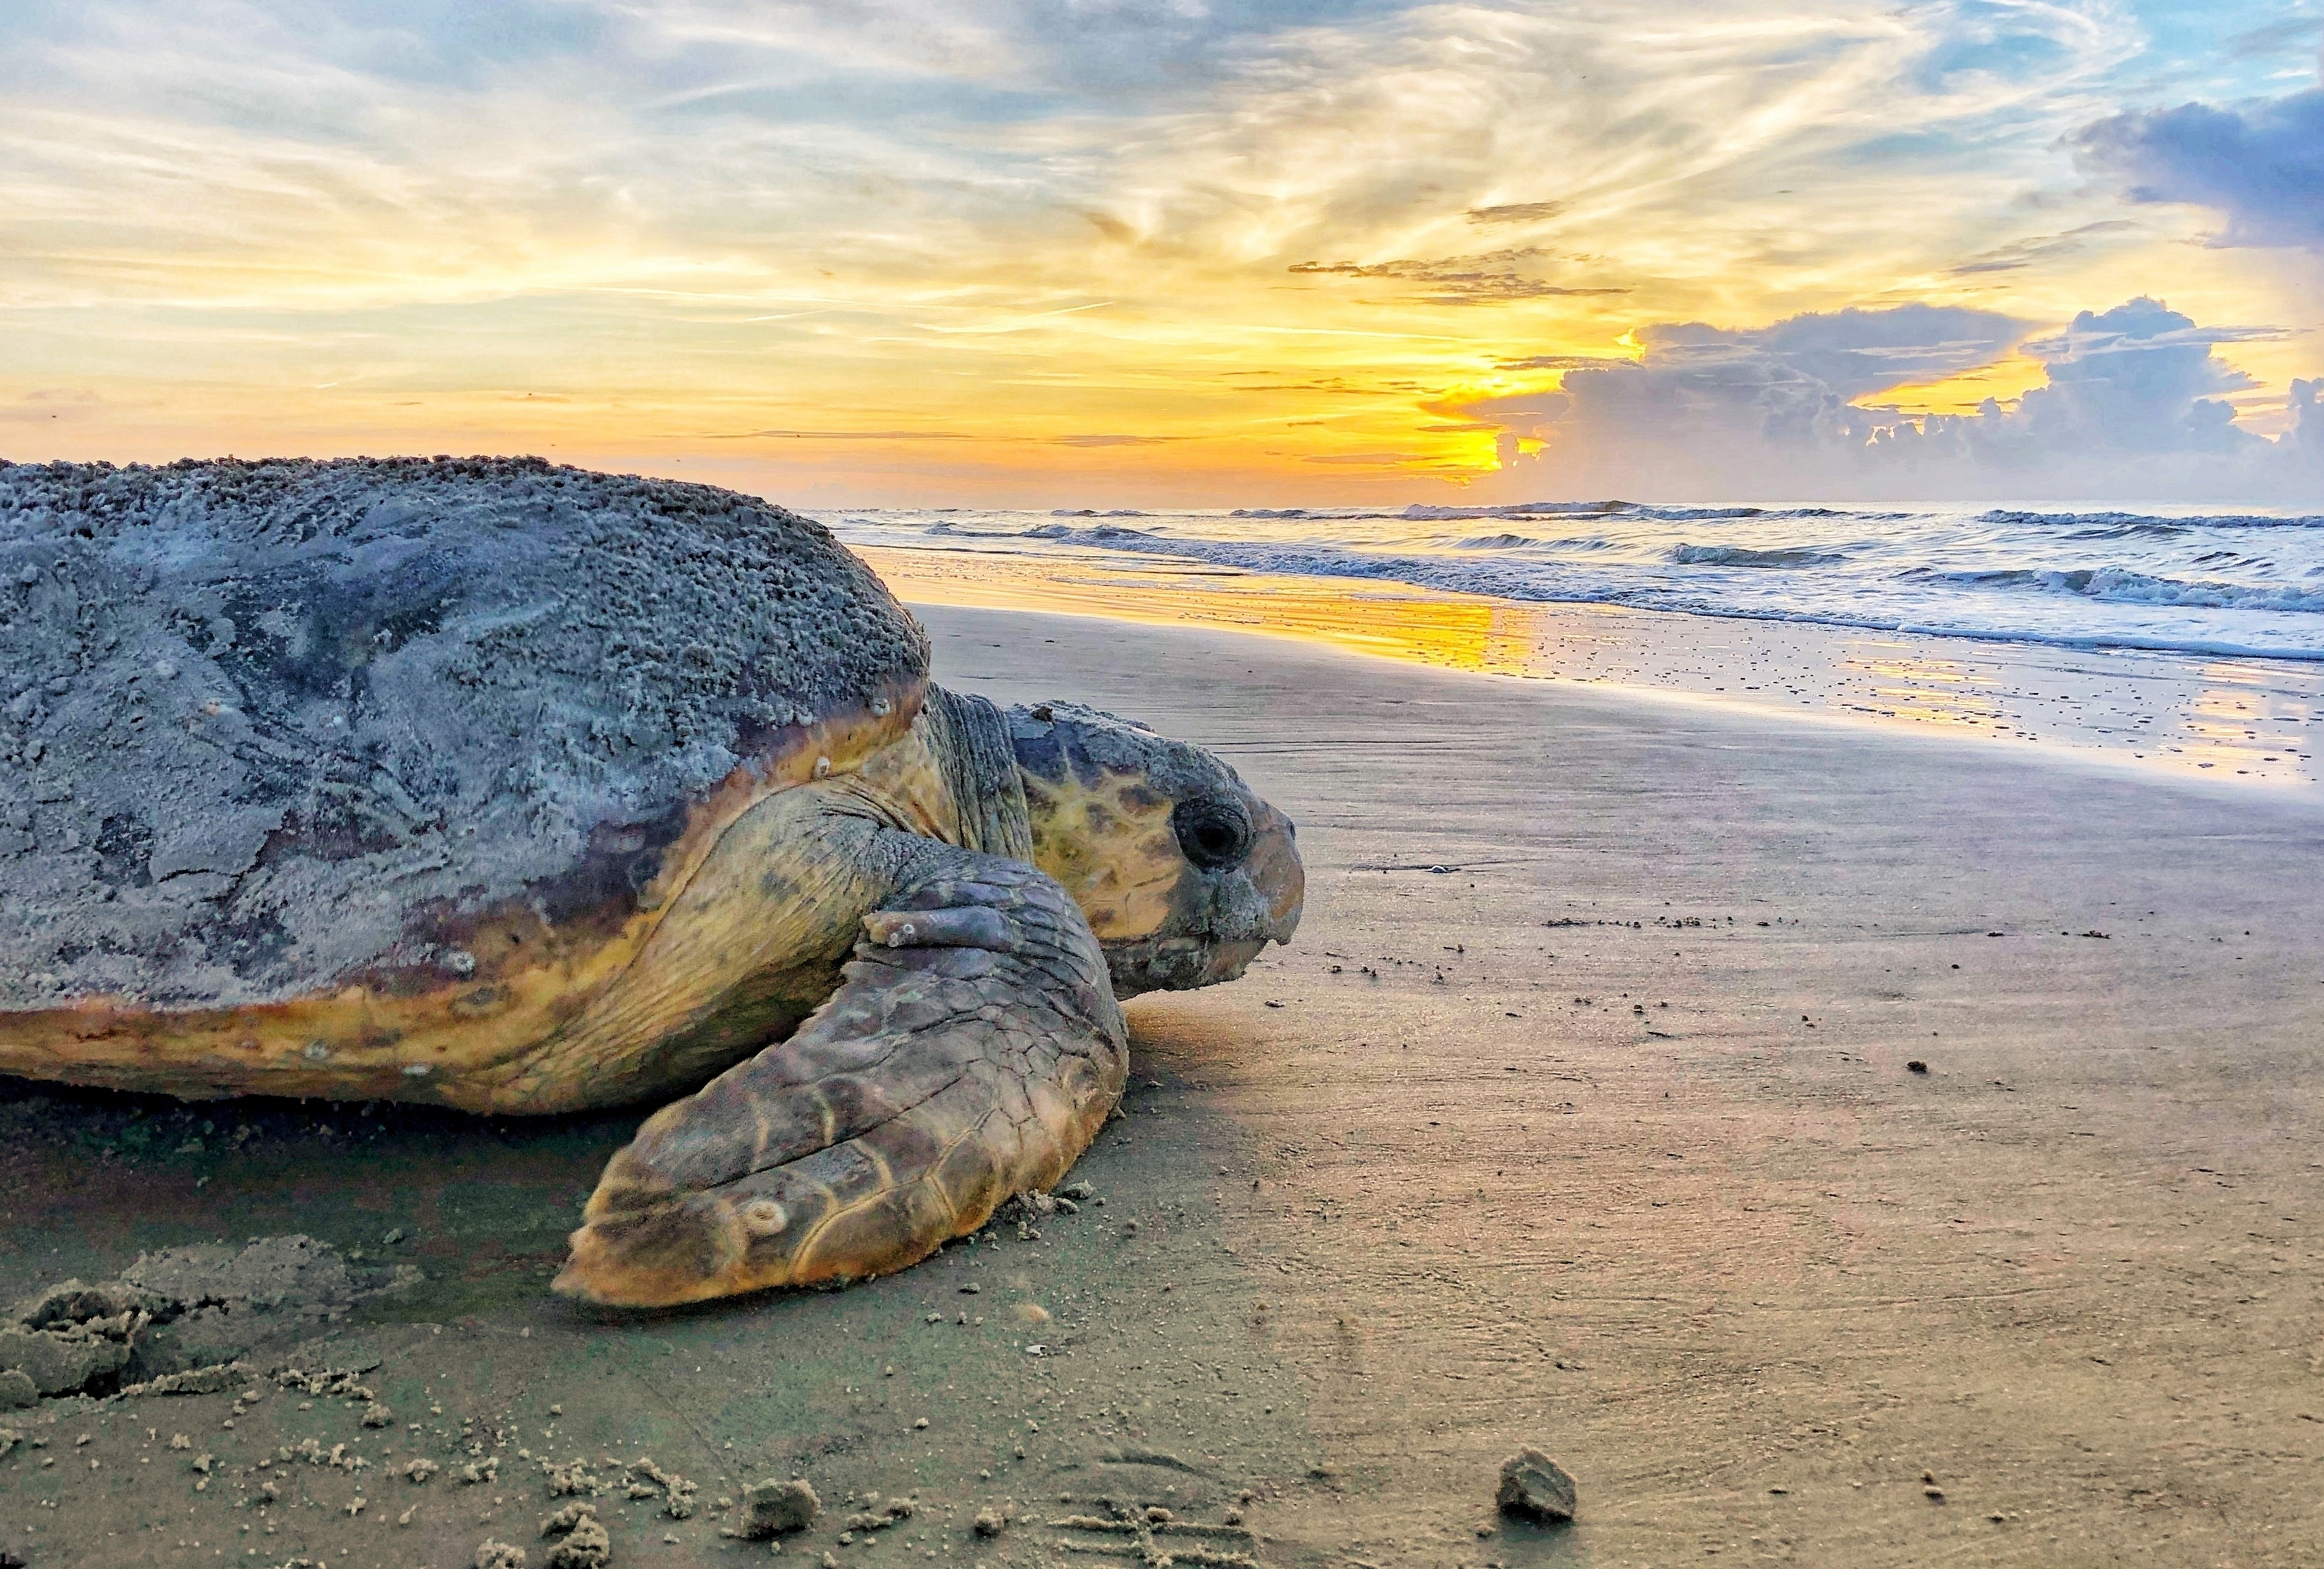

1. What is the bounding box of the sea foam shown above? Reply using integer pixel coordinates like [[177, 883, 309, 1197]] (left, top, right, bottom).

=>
[[826, 500, 2324, 662]]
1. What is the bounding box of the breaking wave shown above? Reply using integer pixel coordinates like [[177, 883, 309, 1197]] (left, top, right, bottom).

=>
[[825, 499, 2324, 662], [1908, 565, 2324, 614], [1671, 544, 1847, 569]]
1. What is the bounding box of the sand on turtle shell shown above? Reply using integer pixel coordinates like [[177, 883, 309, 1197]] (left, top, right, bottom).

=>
[[0, 457, 925, 1011]]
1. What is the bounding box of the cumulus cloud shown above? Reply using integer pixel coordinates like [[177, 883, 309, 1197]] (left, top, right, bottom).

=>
[[1465, 303, 2023, 450], [1475, 298, 2321, 502], [2075, 84, 2324, 248]]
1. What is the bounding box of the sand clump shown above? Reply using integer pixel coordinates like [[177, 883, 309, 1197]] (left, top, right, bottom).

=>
[[541, 1501, 612, 1568], [624, 1456, 698, 1518], [733, 1477, 820, 1538]]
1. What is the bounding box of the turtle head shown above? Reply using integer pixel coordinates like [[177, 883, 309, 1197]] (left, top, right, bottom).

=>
[[1006, 702, 1302, 998]]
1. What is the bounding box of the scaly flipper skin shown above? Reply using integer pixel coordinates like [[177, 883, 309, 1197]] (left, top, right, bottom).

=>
[[554, 853, 1126, 1308]]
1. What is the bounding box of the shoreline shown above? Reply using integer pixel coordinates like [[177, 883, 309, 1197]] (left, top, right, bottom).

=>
[[860, 544, 2324, 794]]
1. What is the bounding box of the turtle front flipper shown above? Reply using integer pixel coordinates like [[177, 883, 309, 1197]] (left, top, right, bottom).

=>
[[553, 854, 1127, 1308]]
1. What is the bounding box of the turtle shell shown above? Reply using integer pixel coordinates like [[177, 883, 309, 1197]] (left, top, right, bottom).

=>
[[0, 457, 927, 1027]]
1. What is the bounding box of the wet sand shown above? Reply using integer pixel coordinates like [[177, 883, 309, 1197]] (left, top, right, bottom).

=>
[[860, 544, 2324, 791], [929, 603, 2324, 1565], [6, 603, 2324, 1568]]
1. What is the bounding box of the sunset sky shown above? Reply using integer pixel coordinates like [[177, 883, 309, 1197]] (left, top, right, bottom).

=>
[[4, 1, 2320, 504]]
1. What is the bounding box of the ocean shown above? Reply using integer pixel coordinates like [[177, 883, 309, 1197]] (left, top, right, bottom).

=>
[[827, 499, 2324, 788], [826, 500, 2324, 664]]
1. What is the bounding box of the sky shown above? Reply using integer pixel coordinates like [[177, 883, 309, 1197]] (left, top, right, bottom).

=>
[[2, 0, 2320, 505]]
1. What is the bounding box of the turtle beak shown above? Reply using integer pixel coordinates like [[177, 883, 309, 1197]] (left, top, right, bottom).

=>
[[1247, 795, 1304, 947]]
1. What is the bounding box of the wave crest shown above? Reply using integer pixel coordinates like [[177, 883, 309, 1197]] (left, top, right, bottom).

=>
[[1671, 544, 1846, 569]]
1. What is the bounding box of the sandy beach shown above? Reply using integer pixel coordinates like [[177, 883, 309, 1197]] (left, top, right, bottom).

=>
[[5, 600, 2323, 1568]]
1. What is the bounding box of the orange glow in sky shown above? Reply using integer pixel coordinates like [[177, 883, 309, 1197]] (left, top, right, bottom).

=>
[[2, 1, 2318, 505]]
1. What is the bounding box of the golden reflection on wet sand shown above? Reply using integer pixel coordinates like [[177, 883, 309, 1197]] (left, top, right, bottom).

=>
[[859, 545, 2324, 790]]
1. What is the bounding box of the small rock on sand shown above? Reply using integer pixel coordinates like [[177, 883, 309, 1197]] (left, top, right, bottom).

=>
[[1496, 1448, 1578, 1524], [0, 1370, 35, 1410], [734, 1478, 820, 1539], [474, 1540, 528, 1569]]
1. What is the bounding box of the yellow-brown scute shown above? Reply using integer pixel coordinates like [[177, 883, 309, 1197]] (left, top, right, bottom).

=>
[[0, 687, 925, 1112], [553, 1153, 748, 1308], [1024, 765, 1304, 998], [556, 1125, 1039, 1307], [1022, 767, 1185, 943]]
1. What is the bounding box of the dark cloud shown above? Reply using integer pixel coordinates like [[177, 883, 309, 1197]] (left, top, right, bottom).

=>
[[1495, 353, 1637, 372], [2223, 15, 2323, 61], [1468, 298, 2318, 502], [1465, 201, 1564, 225], [705, 428, 977, 440], [1230, 376, 1406, 395], [1051, 433, 1180, 446], [1951, 219, 2136, 275], [1493, 304, 2026, 410], [2074, 87, 2324, 248], [0, 387, 101, 423], [1288, 248, 1626, 304]]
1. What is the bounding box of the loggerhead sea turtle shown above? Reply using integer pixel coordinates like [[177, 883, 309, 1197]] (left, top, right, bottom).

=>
[[0, 457, 1302, 1307]]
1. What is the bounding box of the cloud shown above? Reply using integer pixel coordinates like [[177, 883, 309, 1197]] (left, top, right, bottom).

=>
[[0, 387, 101, 423], [1498, 301, 2023, 397], [1951, 218, 2136, 274], [1302, 450, 1451, 466], [1051, 433, 1180, 445], [705, 428, 979, 440], [1471, 298, 2321, 502], [2223, 15, 2323, 63], [1495, 353, 1638, 373], [1287, 249, 1626, 305], [1465, 201, 1564, 225], [2075, 85, 2324, 248], [1997, 299, 2275, 454]]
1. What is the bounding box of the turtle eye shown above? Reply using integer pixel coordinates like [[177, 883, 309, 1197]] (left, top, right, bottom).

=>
[[1171, 795, 1252, 872]]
